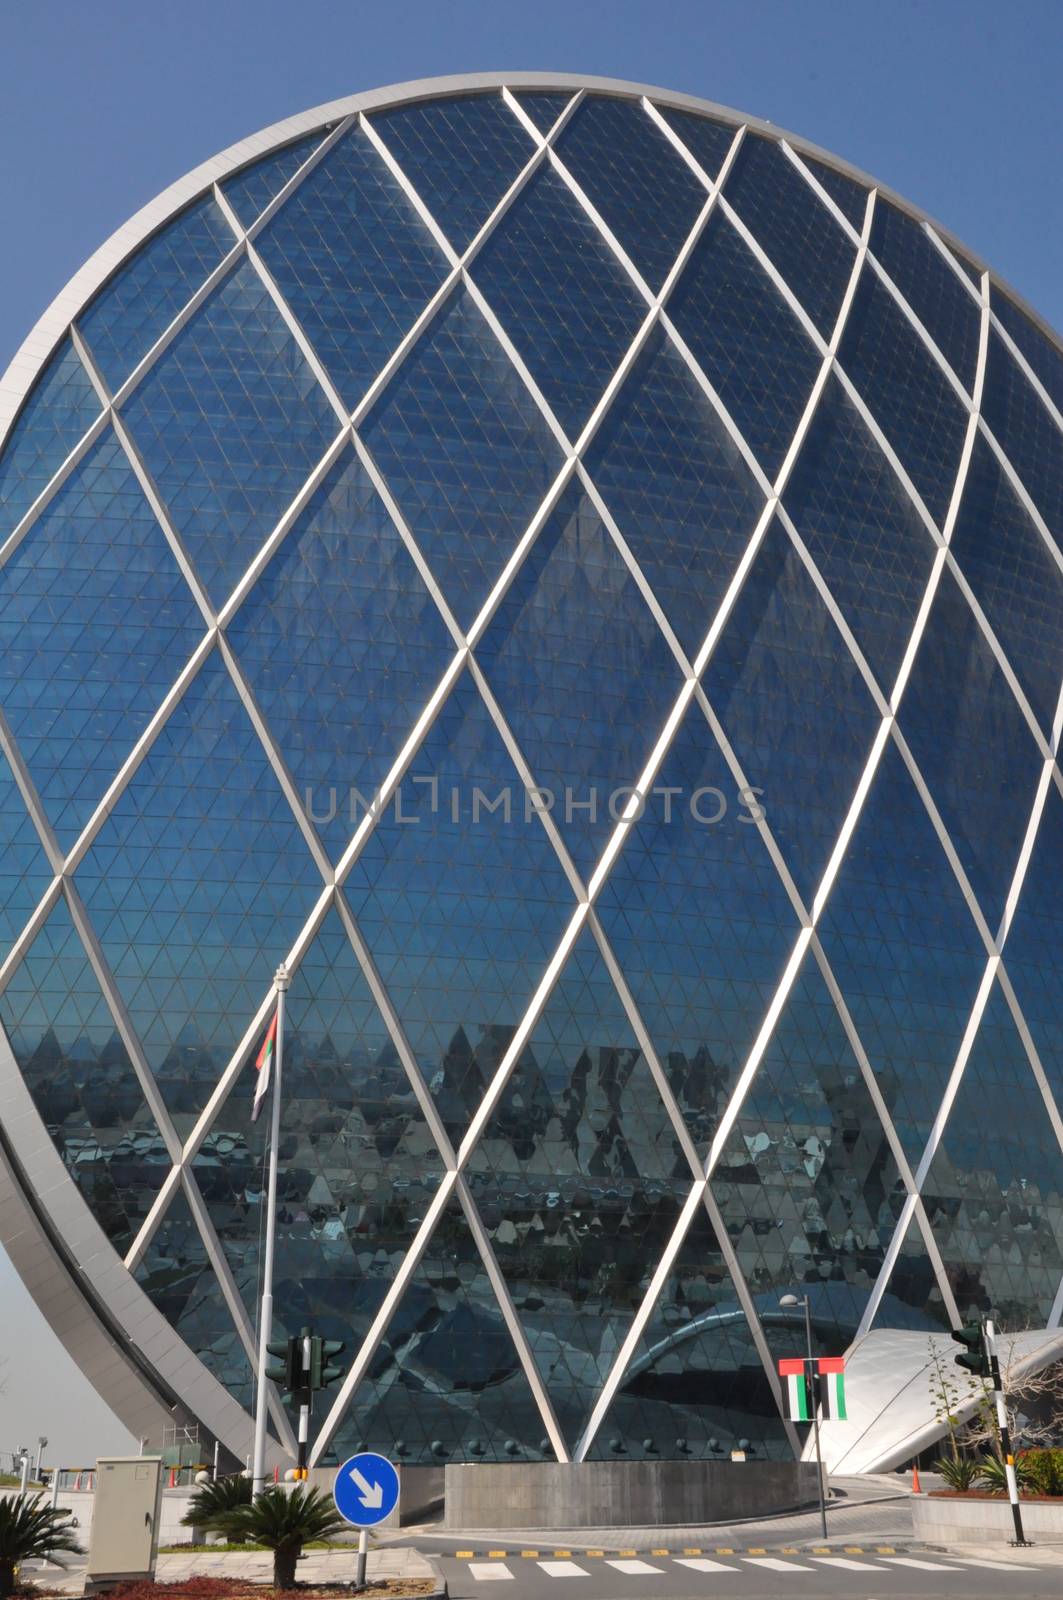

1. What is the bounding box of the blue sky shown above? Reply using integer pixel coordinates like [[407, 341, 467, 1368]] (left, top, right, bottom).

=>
[[0, 0, 1061, 1462], [1, 0, 1062, 376]]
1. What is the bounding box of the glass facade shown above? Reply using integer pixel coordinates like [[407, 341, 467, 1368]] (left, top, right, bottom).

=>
[[1, 77, 1061, 1470]]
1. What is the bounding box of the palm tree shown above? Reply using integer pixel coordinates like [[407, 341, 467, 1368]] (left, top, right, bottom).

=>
[[209, 1485, 346, 1587], [180, 1473, 252, 1537], [0, 1493, 82, 1598]]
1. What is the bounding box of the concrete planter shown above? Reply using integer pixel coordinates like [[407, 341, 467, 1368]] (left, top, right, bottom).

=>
[[912, 1491, 1063, 1543], [444, 1459, 824, 1529]]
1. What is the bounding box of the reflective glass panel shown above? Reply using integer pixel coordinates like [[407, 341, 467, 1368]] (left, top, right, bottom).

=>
[[797, 154, 867, 229], [980, 330, 1063, 545], [991, 288, 1063, 416], [0, 337, 101, 542], [553, 96, 708, 291], [667, 211, 822, 480], [369, 92, 535, 254], [344, 667, 576, 1148], [656, 107, 736, 185], [467, 924, 693, 1452], [921, 981, 1063, 1327], [470, 164, 647, 441], [362, 286, 564, 629], [79, 196, 235, 394], [222, 132, 328, 230], [74, 648, 324, 1136], [120, 258, 339, 608], [870, 201, 981, 391], [584, 323, 764, 660], [0, 894, 168, 1257], [476, 479, 683, 880], [702, 517, 879, 906], [0, 752, 52, 967], [0, 427, 204, 850], [509, 92, 573, 134], [254, 123, 449, 410], [998, 778, 1063, 1112], [227, 441, 456, 864]]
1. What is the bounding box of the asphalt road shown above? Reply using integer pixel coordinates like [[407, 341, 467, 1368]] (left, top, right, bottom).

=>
[[437, 1546, 1063, 1600]]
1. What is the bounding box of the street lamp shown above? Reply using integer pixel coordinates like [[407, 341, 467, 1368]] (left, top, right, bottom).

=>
[[779, 1293, 828, 1540]]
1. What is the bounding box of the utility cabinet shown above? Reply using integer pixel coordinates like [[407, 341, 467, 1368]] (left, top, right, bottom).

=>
[[86, 1456, 163, 1592]]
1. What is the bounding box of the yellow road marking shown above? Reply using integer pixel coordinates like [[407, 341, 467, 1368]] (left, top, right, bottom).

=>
[[747, 1547, 767, 1555], [651, 1549, 669, 1557], [520, 1550, 539, 1558], [455, 1551, 474, 1559], [682, 1547, 702, 1556], [553, 1550, 571, 1558], [617, 1549, 637, 1557], [876, 1546, 897, 1554], [488, 1550, 507, 1558], [586, 1550, 604, 1558], [715, 1547, 734, 1555]]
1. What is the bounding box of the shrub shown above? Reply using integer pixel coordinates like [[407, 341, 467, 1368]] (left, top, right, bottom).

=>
[[180, 1474, 252, 1532], [933, 1454, 982, 1491], [1019, 1448, 1063, 1497], [0, 1493, 82, 1598], [975, 1453, 1035, 1493], [208, 1486, 347, 1588]]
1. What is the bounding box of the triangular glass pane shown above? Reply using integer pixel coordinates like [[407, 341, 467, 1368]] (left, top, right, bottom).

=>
[[656, 107, 736, 185], [818, 739, 986, 1166], [991, 286, 1063, 415], [254, 123, 450, 411], [509, 91, 573, 135], [120, 258, 338, 608], [949, 432, 1063, 738], [595, 697, 801, 1156], [898, 564, 1043, 931], [470, 163, 646, 441], [361, 286, 565, 629], [783, 372, 936, 692], [467, 924, 694, 1453], [0, 337, 101, 542], [0, 751, 53, 966], [584, 324, 764, 660], [702, 517, 880, 906], [588, 1205, 793, 1460], [980, 329, 1063, 543], [667, 211, 822, 480], [0, 894, 168, 1257], [227, 441, 456, 864], [190, 906, 448, 1404], [722, 133, 857, 339], [134, 1187, 254, 1411], [998, 778, 1063, 1112], [837, 270, 969, 528], [476, 479, 683, 880], [711, 952, 909, 1344], [869, 1216, 955, 1331], [0, 426, 205, 851], [920, 979, 1063, 1326], [553, 95, 708, 292], [330, 1196, 550, 1466], [74, 648, 324, 1136], [870, 201, 981, 391], [369, 92, 535, 254], [78, 196, 235, 394], [344, 666, 576, 1149], [222, 132, 328, 230], [799, 154, 868, 230]]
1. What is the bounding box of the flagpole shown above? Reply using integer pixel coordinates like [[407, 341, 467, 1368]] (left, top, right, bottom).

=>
[[252, 962, 289, 1497]]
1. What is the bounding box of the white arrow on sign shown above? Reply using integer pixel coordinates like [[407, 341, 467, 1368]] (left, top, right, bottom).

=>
[[349, 1466, 384, 1509]]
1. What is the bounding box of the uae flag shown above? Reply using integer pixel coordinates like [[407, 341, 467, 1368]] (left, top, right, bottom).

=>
[[251, 1011, 278, 1123], [779, 1358, 814, 1421], [818, 1356, 847, 1419]]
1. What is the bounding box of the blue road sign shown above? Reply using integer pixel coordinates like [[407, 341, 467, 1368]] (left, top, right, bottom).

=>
[[333, 1451, 400, 1527]]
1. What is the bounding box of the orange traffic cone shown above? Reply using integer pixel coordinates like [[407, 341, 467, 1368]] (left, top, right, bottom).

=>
[[169, 1467, 176, 1488], [912, 1465, 921, 1494], [273, 1465, 279, 1483]]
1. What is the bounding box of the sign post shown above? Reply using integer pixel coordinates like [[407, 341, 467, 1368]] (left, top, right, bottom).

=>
[[333, 1451, 400, 1588]]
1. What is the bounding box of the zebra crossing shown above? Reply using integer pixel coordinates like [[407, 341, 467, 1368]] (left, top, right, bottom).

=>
[[457, 1547, 1048, 1581]]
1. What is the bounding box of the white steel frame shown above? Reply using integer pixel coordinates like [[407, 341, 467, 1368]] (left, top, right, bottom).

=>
[[0, 73, 1061, 1472]]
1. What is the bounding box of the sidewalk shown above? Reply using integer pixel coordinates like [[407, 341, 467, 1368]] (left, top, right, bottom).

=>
[[25, 1546, 438, 1594]]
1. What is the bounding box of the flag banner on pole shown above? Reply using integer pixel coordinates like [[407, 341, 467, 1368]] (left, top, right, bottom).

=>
[[778, 1357, 813, 1421], [818, 1356, 846, 1419], [251, 1011, 278, 1123]]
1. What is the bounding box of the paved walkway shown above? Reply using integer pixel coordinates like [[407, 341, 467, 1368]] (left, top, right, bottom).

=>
[[26, 1545, 435, 1593]]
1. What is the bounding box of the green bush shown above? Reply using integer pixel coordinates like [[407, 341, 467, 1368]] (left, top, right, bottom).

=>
[[0, 1493, 82, 1598], [181, 1473, 252, 1531], [932, 1455, 982, 1491], [1019, 1449, 1063, 1497], [208, 1485, 347, 1588], [975, 1453, 1036, 1493]]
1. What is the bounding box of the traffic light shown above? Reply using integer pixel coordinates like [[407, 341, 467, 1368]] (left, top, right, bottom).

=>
[[309, 1335, 346, 1391], [264, 1335, 298, 1393], [951, 1322, 990, 1377]]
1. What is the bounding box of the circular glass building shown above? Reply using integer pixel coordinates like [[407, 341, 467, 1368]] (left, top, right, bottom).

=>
[[0, 72, 1061, 1472]]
